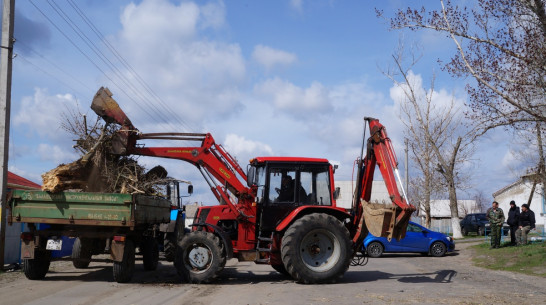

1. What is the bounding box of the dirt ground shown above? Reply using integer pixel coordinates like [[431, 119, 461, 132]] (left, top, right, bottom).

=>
[[1, 241, 544, 305]]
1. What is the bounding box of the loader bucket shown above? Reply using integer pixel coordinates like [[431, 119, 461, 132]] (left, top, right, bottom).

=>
[[91, 87, 133, 128], [91, 87, 136, 155], [362, 200, 411, 241]]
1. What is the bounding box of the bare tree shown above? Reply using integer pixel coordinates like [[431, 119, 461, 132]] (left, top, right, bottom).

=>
[[507, 122, 546, 207], [379, 0, 546, 132], [471, 189, 490, 213], [384, 47, 476, 238]]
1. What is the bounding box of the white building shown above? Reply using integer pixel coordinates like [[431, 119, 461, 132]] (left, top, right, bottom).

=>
[[493, 174, 545, 231], [335, 180, 399, 210], [335, 180, 478, 233]]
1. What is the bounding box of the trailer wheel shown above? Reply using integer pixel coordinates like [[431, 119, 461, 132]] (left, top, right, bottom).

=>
[[23, 250, 51, 280], [175, 231, 225, 283], [142, 237, 159, 271], [281, 213, 351, 284], [113, 239, 135, 283], [72, 238, 92, 269]]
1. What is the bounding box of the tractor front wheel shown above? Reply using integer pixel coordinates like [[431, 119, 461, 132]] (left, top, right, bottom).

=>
[[142, 237, 159, 271], [281, 213, 351, 284], [175, 231, 226, 284]]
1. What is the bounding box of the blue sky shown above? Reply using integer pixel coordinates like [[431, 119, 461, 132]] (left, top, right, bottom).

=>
[[6, 0, 518, 204]]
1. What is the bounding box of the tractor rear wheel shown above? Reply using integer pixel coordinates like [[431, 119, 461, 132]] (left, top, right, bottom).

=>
[[163, 233, 176, 262], [175, 231, 226, 284], [281, 213, 351, 284]]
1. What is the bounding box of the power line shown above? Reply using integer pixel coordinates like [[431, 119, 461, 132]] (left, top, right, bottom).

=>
[[16, 53, 86, 97], [66, 0, 194, 133], [45, 0, 177, 131], [28, 0, 165, 127], [15, 40, 93, 93]]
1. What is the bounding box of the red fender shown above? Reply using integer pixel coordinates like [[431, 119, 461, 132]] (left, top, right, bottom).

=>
[[275, 206, 351, 232]]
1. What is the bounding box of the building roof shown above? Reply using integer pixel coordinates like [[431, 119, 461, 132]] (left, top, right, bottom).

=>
[[492, 172, 540, 197], [7, 171, 41, 190]]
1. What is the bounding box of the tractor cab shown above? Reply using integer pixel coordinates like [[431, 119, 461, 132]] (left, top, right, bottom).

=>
[[247, 157, 335, 232]]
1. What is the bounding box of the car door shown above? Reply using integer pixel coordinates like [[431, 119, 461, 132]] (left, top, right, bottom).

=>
[[397, 223, 430, 252], [468, 215, 477, 232]]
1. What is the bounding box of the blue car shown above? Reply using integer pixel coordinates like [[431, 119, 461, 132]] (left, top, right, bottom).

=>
[[363, 221, 455, 258]]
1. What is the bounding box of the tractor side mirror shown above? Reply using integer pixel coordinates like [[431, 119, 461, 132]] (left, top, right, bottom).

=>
[[188, 184, 193, 195]]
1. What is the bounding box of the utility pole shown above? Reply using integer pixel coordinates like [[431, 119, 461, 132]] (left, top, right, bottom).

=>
[[0, 0, 16, 270]]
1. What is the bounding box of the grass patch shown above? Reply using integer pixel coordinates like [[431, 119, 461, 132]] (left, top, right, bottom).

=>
[[471, 242, 546, 277]]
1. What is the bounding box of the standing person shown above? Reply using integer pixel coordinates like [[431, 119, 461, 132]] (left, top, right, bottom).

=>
[[486, 201, 505, 249], [516, 204, 536, 246], [507, 200, 520, 246]]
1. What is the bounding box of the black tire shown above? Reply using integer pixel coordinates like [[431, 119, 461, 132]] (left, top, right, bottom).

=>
[[72, 238, 92, 269], [430, 241, 447, 257], [478, 226, 485, 236], [281, 213, 351, 284], [366, 241, 384, 258], [461, 227, 468, 236], [23, 250, 51, 280], [113, 239, 135, 283], [175, 231, 226, 284], [164, 233, 176, 262], [271, 264, 290, 276], [142, 237, 159, 271]]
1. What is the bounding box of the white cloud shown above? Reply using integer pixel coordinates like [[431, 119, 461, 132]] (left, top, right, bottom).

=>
[[120, 0, 200, 43], [290, 0, 304, 12], [224, 133, 273, 162], [113, 0, 245, 128], [252, 45, 297, 70], [13, 88, 75, 139], [254, 78, 331, 115], [37, 144, 78, 165]]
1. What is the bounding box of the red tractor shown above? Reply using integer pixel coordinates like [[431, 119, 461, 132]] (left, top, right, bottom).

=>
[[92, 87, 415, 284]]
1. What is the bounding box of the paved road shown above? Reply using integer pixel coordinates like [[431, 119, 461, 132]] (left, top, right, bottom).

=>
[[1, 242, 544, 305]]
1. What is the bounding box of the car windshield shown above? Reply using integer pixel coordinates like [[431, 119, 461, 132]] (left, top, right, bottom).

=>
[[476, 215, 487, 221]]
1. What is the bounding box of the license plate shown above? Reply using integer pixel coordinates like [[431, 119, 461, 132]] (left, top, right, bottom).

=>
[[46, 238, 62, 251]]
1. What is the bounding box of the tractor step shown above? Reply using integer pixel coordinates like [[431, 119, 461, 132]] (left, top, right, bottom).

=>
[[257, 236, 272, 242], [257, 247, 271, 252]]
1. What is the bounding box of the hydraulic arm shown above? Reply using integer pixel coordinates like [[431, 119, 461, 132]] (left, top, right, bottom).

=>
[[352, 117, 416, 242]]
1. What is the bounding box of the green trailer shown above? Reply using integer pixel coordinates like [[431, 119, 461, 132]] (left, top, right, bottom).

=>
[[8, 190, 174, 283]]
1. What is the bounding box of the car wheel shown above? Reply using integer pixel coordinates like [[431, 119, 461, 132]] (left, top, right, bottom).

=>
[[478, 226, 485, 236], [430, 241, 446, 257], [366, 242, 383, 258], [461, 227, 468, 236]]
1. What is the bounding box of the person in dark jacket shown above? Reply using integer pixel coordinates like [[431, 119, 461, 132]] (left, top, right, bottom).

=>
[[516, 204, 536, 245], [506, 200, 520, 245]]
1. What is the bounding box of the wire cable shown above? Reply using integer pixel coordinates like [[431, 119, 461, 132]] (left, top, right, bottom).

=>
[[28, 0, 163, 126], [45, 0, 178, 131], [66, 0, 194, 133]]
